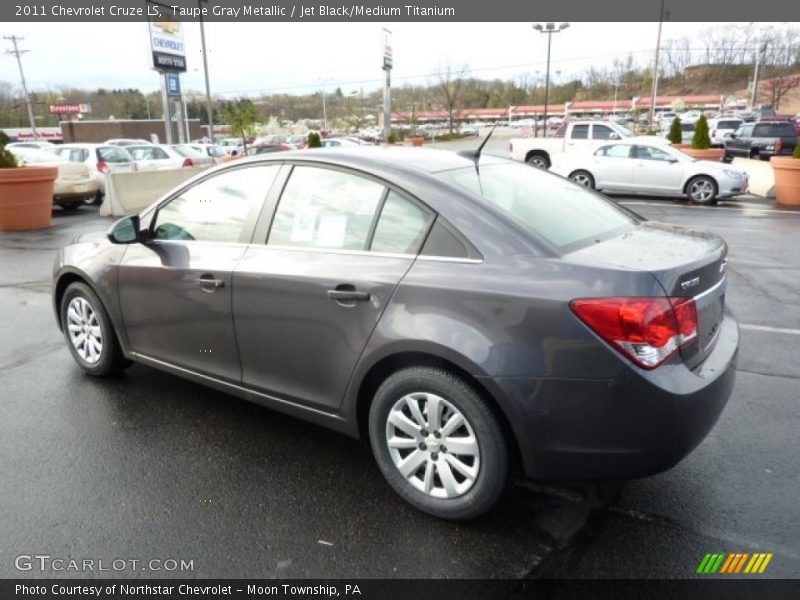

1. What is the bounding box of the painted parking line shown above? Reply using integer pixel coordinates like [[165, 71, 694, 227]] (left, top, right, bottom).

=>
[[740, 324, 800, 336], [619, 201, 800, 216]]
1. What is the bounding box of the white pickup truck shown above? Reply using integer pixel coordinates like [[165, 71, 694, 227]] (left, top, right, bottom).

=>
[[510, 120, 663, 168]]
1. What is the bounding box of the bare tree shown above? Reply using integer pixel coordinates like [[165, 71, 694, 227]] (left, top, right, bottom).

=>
[[434, 62, 469, 134], [760, 75, 800, 110]]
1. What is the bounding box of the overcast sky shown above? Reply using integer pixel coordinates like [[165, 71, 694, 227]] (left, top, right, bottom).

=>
[[0, 22, 784, 98]]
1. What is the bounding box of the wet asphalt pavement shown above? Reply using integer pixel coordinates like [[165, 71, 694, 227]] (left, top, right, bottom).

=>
[[1, 191, 799, 580]]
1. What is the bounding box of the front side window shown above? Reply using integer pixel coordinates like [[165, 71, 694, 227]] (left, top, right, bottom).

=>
[[437, 162, 637, 252], [634, 145, 673, 161], [596, 144, 632, 158], [592, 125, 615, 140], [370, 191, 433, 254], [268, 166, 384, 250], [153, 166, 278, 243]]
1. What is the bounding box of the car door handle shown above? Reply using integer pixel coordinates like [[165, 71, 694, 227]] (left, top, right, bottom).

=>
[[327, 285, 370, 302], [195, 275, 224, 290]]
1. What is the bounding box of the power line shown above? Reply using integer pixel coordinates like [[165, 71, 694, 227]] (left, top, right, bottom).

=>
[[4, 35, 38, 138]]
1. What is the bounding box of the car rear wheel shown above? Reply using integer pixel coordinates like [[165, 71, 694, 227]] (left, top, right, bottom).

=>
[[526, 152, 550, 169], [60, 282, 130, 377], [84, 192, 102, 206], [686, 175, 718, 205], [59, 201, 83, 212], [569, 170, 595, 189], [368, 366, 509, 520]]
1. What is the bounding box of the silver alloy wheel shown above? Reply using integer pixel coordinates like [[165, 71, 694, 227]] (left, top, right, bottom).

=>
[[66, 296, 103, 364], [571, 172, 592, 187], [689, 178, 715, 202], [385, 392, 480, 499], [527, 156, 548, 169]]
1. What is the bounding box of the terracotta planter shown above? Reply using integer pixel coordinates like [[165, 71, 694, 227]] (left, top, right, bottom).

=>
[[672, 143, 692, 149], [409, 137, 424, 147], [771, 156, 800, 208], [0, 166, 57, 231], [681, 148, 724, 161]]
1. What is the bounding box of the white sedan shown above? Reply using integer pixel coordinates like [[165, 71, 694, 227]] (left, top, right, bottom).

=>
[[550, 141, 748, 205], [126, 144, 212, 171]]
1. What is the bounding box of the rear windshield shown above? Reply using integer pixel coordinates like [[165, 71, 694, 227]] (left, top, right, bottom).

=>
[[172, 145, 204, 157], [436, 163, 638, 252], [97, 146, 132, 163], [717, 120, 742, 129], [753, 123, 796, 137], [681, 124, 695, 132]]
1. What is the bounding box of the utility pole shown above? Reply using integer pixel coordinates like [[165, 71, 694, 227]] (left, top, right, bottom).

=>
[[751, 41, 768, 109], [648, 0, 666, 128], [4, 35, 38, 139], [382, 28, 393, 141], [198, 0, 214, 142]]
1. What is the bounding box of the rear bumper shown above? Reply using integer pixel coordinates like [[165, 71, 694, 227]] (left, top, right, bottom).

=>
[[485, 312, 739, 480]]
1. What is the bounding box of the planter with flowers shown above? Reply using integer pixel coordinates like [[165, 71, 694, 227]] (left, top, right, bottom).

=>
[[0, 136, 58, 231], [771, 143, 800, 208]]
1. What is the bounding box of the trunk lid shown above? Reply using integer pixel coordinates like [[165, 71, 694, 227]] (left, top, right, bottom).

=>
[[565, 221, 727, 369]]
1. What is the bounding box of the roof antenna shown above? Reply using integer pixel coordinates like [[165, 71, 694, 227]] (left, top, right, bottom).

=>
[[458, 120, 499, 163]]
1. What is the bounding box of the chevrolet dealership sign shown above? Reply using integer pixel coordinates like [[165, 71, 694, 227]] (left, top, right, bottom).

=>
[[148, 16, 186, 72]]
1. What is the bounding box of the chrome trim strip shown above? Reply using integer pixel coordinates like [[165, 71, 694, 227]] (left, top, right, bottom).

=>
[[416, 255, 483, 264], [693, 275, 726, 301], [131, 352, 346, 422]]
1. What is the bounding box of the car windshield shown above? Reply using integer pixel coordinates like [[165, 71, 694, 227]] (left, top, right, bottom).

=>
[[717, 120, 742, 129], [97, 147, 132, 162], [436, 163, 638, 252], [616, 125, 635, 137]]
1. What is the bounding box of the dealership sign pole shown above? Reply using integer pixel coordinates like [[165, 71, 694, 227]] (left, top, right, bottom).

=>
[[147, 1, 187, 144], [382, 28, 392, 141]]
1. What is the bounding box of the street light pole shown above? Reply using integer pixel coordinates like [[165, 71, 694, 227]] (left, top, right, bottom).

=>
[[533, 22, 569, 139], [648, 0, 666, 127], [198, 0, 214, 142], [751, 41, 768, 109]]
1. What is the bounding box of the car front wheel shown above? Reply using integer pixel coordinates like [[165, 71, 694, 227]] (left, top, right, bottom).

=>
[[60, 282, 130, 376], [686, 175, 718, 205], [368, 366, 509, 520], [569, 170, 595, 189]]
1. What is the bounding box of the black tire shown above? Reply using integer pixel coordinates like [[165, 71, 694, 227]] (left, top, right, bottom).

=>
[[722, 151, 733, 163], [685, 175, 718, 206], [526, 152, 550, 169], [60, 282, 130, 377], [569, 170, 595, 189], [368, 366, 509, 520], [59, 201, 82, 212], [749, 149, 760, 161]]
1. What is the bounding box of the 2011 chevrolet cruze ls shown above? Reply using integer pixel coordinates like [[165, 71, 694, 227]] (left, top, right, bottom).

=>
[[53, 147, 738, 520]]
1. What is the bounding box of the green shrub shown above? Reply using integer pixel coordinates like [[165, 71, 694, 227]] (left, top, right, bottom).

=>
[[668, 117, 683, 145], [306, 132, 322, 148], [794, 142, 800, 159], [387, 132, 397, 144], [0, 146, 18, 168], [692, 115, 712, 150], [0, 131, 10, 147]]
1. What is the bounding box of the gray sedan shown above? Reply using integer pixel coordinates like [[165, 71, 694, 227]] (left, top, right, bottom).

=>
[[53, 148, 738, 520]]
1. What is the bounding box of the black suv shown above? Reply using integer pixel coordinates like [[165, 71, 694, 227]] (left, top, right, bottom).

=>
[[723, 121, 798, 161]]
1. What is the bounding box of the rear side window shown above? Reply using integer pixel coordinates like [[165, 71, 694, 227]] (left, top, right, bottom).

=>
[[437, 163, 637, 252], [268, 166, 384, 250], [592, 125, 615, 140], [570, 125, 589, 140], [596, 144, 632, 158], [370, 191, 433, 254], [97, 147, 132, 163]]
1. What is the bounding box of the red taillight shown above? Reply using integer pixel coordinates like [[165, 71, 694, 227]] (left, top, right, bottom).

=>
[[570, 297, 698, 369], [775, 138, 783, 152], [96, 161, 109, 174], [182, 158, 194, 167]]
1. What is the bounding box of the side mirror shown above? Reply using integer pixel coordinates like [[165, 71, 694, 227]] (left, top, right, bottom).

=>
[[728, 134, 737, 140], [609, 132, 620, 140], [668, 158, 679, 164], [107, 215, 142, 245]]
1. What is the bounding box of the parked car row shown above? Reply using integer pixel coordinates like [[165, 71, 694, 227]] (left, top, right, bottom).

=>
[[7, 146, 99, 210]]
